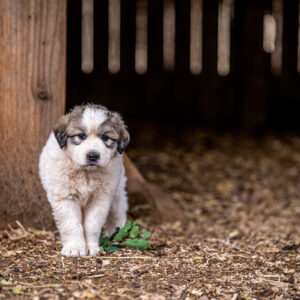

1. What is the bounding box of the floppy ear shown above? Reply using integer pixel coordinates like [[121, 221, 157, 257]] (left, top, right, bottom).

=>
[[117, 126, 130, 154], [105, 111, 130, 154], [53, 114, 69, 149]]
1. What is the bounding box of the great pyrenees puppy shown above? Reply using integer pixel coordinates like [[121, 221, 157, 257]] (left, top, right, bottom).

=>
[[39, 104, 130, 257]]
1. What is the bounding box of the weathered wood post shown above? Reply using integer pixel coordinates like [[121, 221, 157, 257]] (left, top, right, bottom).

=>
[[0, 0, 66, 228]]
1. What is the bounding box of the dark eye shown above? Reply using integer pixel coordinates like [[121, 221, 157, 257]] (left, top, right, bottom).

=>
[[78, 133, 86, 140], [102, 135, 109, 142]]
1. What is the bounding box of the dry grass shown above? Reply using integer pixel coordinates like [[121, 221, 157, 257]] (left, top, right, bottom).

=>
[[0, 127, 299, 299]]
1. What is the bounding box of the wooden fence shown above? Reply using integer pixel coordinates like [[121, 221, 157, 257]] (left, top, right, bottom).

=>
[[67, 0, 300, 128]]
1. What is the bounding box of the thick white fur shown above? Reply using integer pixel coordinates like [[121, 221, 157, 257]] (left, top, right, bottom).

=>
[[39, 107, 128, 257]]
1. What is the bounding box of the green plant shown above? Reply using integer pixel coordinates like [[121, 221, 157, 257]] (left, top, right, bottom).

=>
[[99, 220, 151, 253]]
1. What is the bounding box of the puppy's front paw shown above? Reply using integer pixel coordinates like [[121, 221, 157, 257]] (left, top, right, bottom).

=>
[[61, 244, 87, 257], [88, 245, 100, 256]]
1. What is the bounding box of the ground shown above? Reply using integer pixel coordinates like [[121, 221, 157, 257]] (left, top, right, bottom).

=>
[[0, 126, 299, 299]]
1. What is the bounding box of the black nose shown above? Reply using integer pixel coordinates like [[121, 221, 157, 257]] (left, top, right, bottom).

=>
[[87, 152, 99, 162]]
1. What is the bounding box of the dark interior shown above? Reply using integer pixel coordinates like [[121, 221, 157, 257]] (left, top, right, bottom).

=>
[[67, 0, 300, 129]]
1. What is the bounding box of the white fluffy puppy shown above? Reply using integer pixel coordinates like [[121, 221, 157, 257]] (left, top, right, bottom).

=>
[[39, 104, 130, 257]]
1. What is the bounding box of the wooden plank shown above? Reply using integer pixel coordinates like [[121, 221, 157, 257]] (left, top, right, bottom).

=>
[[0, 0, 67, 229]]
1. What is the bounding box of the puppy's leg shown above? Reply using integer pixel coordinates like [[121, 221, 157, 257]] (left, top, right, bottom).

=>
[[83, 195, 111, 256], [104, 188, 128, 237], [52, 200, 87, 257]]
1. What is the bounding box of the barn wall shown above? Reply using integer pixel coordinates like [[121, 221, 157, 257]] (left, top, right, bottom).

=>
[[0, 0, 66, 229]]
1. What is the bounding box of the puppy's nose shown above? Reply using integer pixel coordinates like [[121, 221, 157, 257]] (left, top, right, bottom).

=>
[[87, 152, 100, 162]]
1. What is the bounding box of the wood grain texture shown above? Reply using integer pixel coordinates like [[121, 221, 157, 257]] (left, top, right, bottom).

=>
[[0, 0, 66, 229]]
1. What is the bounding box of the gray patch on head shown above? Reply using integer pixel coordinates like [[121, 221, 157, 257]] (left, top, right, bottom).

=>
[[68, 136, 82, 146], [100, 111, 130, 154], [53, 106, 86, 148], [103, 138, 116, 149]]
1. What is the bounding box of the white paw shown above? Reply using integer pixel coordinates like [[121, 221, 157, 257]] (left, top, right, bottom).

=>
[[61, 244, 87, 257], [88, 245, 100, 256]]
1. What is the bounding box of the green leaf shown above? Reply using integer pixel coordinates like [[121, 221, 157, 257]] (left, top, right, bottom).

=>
[[132, 220, 139, 226], [141, 231, 150, 239], [99, 227, 105, 246], [99, 227, 110, 250], [124, 238, 150, 250], [99, 246, 105, 253], [0, 279, 12, 286], [109, 227, 120, 241], [103, 238, 110, 248], [107, 245, 122, 253], [129, 225, 139, 238], [113, 220, 132, 242]]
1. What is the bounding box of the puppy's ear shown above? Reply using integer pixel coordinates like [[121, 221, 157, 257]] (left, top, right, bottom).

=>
[[108, 111, 130, 154], [117, 125, 130, 154], [53, 114, 69, 149]]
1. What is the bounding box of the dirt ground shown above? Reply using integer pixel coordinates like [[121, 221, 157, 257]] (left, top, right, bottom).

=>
[[0, 126, 299, 299]]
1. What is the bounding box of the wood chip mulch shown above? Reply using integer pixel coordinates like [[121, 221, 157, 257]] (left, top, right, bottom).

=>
[[0, 127, 299, 299]]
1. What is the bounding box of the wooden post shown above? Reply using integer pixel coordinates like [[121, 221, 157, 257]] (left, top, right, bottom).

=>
[[0, 0, 66, 229]]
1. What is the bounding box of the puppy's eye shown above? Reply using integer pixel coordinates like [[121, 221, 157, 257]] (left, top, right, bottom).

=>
[[78, 133, 86, 140], [102, 135, 109, 142]]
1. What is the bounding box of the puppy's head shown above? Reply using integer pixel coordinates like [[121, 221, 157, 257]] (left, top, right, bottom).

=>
[[53, 104, 130, 168]]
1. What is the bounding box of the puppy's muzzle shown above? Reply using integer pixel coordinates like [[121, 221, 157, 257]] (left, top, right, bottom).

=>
[[87, 152, 100, 162]]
